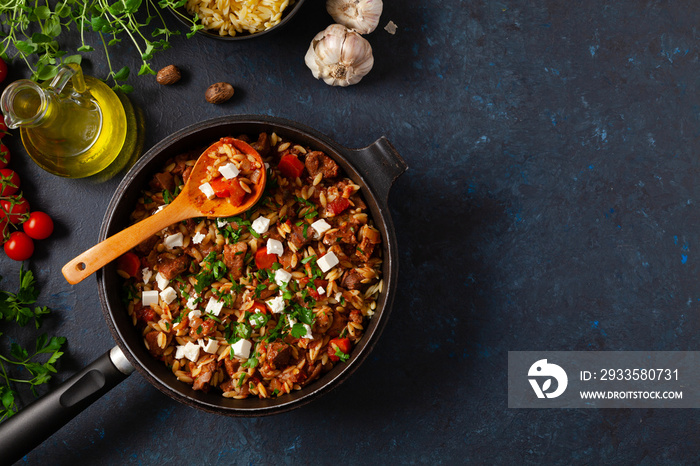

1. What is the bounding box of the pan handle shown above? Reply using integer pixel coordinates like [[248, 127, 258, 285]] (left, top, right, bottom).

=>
[[348, 137, 408, 204], [0, 346, 134, 463]]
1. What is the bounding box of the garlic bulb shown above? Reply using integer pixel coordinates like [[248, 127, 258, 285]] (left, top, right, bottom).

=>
[[326, 0, 383, 34], [305, 24, 374, 87]]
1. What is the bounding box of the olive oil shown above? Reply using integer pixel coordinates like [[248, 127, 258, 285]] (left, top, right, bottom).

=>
[[1, 64, 131, 178]]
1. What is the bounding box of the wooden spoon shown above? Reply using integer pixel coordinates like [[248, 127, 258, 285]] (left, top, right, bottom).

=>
[[62, 137, 267, 284]]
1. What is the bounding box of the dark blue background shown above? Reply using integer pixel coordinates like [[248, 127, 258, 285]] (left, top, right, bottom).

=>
[[2, 0, 700, 463]]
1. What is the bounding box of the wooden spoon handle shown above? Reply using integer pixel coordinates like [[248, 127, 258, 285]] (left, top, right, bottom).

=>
[[62, 202, 194, 284]]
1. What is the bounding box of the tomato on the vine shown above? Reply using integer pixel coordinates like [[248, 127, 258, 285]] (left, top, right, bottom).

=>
[[0, 168, 19, 196], [0, 58, 7, 85], [23, 211, 53, 239], [0, 143, 10, 168], [4, 231, 34, 261], [1, 197, 30, 224]]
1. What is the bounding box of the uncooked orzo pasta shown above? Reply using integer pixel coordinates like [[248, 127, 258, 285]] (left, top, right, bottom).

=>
[[185, 0, 294, 37], [120, 132, 383, 399]]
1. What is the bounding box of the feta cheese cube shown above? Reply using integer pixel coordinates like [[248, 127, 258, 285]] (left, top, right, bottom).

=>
[[182, 341, 200, 362], [192, 231, 206, 244], [188, 310, 202, 320], [218, 162, 240, 179], [205, 297, 224, 316], [155, 272, 169, 290], [251, 216, 271, 234], [164, 232, 184, 249], [142, 268, 152, 285], [274, 268, 292, 286], [231, 339, 252, 359], [199, 182, 215, 199], [199, 338, 219, 354], [266, 295, 285, 314], [159, 286, 177, 305], [317, 251, 339, 273], [142, 290, 159, 307], [311, 219, 331, 236], [266, 238, 284, 256], [153, 205, 165, 214], [318, 286, 326, 295], [175, 345, 186, 360], [217, 218, 229, 228], [335, 292, 343, 302], [186, 296, 199, 310]]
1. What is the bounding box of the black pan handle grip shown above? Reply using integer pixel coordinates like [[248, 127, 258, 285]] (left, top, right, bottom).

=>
[[349, 137, 408, 204], [0, 346, 134, 464]]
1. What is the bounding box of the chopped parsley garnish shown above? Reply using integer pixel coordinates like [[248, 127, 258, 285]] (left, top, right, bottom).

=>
[[290, 323, 307, 338], [237, 372, 246, 387], [334, 347, 350, 362]]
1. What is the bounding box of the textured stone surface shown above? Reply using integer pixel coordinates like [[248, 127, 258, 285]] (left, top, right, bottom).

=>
[[1, 0, 700, 464]]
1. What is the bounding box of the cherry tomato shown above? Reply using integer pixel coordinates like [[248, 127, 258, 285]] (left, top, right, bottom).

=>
[[0, 58, 7, 85], [23, 211, 54, 240], [4, 231, 34, 261], [116, 251, 140, 277], [0, 115, 7, 135], [0, 144, 8, 168], [1, 197, 30, 224], [0, 169, 19, 196]]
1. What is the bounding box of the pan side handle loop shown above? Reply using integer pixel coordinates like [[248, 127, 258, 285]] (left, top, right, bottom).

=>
[[0, 346, 133, 463], [348, 137, 408, 204]]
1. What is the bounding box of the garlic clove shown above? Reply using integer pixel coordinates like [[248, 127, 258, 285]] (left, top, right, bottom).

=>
[[326, 0, 384, 34], [305, 24, 374, 87]]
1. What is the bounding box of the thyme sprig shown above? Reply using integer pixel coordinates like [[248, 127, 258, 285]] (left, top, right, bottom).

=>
[[0, 0, 204, 92]]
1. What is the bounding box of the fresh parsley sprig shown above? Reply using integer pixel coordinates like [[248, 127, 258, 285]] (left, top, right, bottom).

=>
[[0, 265, 67, 422]]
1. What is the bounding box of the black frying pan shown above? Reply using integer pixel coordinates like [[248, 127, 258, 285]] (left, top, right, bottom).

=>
[[0, 115, 407, 462]]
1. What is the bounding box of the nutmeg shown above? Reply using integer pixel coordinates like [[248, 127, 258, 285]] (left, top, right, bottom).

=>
[[156, 65, 181, 85], [205, 82, 235, 104]]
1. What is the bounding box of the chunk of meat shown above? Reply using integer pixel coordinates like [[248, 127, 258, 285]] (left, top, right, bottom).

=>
[[267, 342, 293, 369], [323, 222, 358, 246], [342, 270, 364, 290], [289, 223, 311, 249], [189, 317, 217, 339], [192, 361, 216, 391], [224, 357, 240, 377], [305, 151, 339, 179], [328, 311, 348, 337], [314, 309, 333, 333], [250, 132, 271, 158], [349, 309, 363, 324], [151, 171, 175, 193], [223, 242, 247, 279], [157, 254, 190, 280], [144, 331, 165, 358], [356, 225, 381, 262]]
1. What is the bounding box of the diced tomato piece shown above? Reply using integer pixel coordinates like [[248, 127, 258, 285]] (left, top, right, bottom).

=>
[[327, 198, 351, 216], [300, 278, 328, 299], [117, 251, 141, 278], [251, 300, 267, 314], [210, 176, 231, 198], [228, 179, 246, 206], [328, 337, 352, 362], [209, 176, 247, 206], [254, 246, 277, 270], [278, 154, 305, 179]]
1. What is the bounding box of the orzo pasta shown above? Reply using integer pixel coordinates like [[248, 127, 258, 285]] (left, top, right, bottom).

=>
[[120, 132, 383, 399], [185, 0, 294, 37]]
